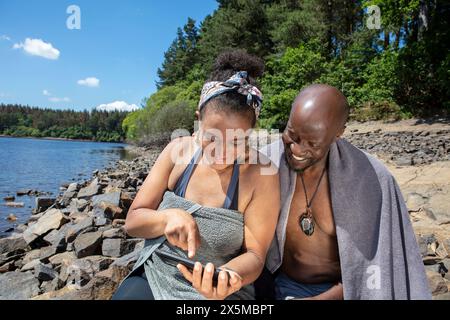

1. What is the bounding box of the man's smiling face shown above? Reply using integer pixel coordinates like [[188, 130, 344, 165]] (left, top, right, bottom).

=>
[[282, 118, 332, 172], [282, 84, 348, 172]]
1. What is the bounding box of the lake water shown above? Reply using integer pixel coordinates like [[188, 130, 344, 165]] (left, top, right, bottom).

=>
[[0, 136, 132, 236]]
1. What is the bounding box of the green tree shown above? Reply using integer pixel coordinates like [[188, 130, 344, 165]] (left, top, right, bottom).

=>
[[157, 18, 200, 88], [197, 0, 273, 68], [260, 40, 327, 129]]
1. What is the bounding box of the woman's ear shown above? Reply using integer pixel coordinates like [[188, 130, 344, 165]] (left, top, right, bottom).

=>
[[195, 110, 200, 120]]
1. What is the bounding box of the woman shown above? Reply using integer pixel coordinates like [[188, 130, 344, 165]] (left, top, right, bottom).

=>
[[112, 51, 280, 300]]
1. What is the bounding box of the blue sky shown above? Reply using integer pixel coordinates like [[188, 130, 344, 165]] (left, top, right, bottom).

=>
[[0, 0, 218, 111]]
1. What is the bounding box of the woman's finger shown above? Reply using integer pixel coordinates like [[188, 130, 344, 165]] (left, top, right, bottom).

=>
[[177, 264, 193, 283], [178, 230, 188, 251], [216, 270, 229, 298], [166, 234, 177, 247], [200, 263, 214, 294], [187, 226, 199, 258], [192, 262, 203, 289]]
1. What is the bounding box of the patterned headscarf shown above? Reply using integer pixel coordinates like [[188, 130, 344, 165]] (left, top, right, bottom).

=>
[[198, 71, 263, 119]]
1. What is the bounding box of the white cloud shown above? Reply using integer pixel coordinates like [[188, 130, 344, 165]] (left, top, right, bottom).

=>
[[13, 38, 60, 60], [43, 89, 69, 103], [77, 77, 100, 88], [96, 101, 139, 112], [0, 35, 11, 41], [49, 97, 70, 103]]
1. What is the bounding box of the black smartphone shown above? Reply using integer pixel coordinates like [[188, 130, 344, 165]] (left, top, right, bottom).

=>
[[154, 249, 222, 286]]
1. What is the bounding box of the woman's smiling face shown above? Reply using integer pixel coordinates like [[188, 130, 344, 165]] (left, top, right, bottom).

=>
[[198, 107, 253, 170]]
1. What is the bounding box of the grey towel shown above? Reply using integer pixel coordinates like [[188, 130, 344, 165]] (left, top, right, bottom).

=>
[[124, 191, 255, 300], [260, 138, 431, 300]]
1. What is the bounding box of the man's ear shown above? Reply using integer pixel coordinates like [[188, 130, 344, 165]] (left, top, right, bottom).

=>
[[195, 110, 200, 120], [336, 125, 346, 138]]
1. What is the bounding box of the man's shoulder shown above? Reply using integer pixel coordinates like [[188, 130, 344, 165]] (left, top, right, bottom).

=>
[[343, 139, 395, 182]]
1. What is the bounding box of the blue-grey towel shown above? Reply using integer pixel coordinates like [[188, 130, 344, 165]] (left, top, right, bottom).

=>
[[260, 138, 431, 300], [123, 191, 255, 300]]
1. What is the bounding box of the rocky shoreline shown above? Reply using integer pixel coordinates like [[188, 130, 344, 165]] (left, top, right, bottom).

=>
[[0, 144, 162, 300], [0, 120, 449, 300], [344, 129, 450, 166]]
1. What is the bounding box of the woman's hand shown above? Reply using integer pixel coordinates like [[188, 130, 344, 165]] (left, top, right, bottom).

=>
[[177, 262, 242, 300], [162, 208, 201, 258]]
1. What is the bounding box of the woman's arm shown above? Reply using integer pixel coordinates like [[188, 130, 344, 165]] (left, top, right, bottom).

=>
[[124, 138, 201, 258], [124, 139, 177, 239]]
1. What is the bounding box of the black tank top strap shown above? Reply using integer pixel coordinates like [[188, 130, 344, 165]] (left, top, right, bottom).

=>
[[173, 148, 202, 198], [223, 161, 239, 210]]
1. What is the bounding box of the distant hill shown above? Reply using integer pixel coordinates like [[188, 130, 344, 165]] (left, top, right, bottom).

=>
[[0, 104, 129, 142]]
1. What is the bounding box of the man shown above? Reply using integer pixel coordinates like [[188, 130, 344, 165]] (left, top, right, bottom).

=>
[[259, 84, 431, 300]]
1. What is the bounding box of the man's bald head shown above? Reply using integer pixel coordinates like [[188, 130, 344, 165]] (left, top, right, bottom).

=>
[[282, 84, 349, 172], [291, 84, 349, 133]]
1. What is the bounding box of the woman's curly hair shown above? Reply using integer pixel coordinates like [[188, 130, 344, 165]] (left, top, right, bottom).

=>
[[200, 50, 265, 126]]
